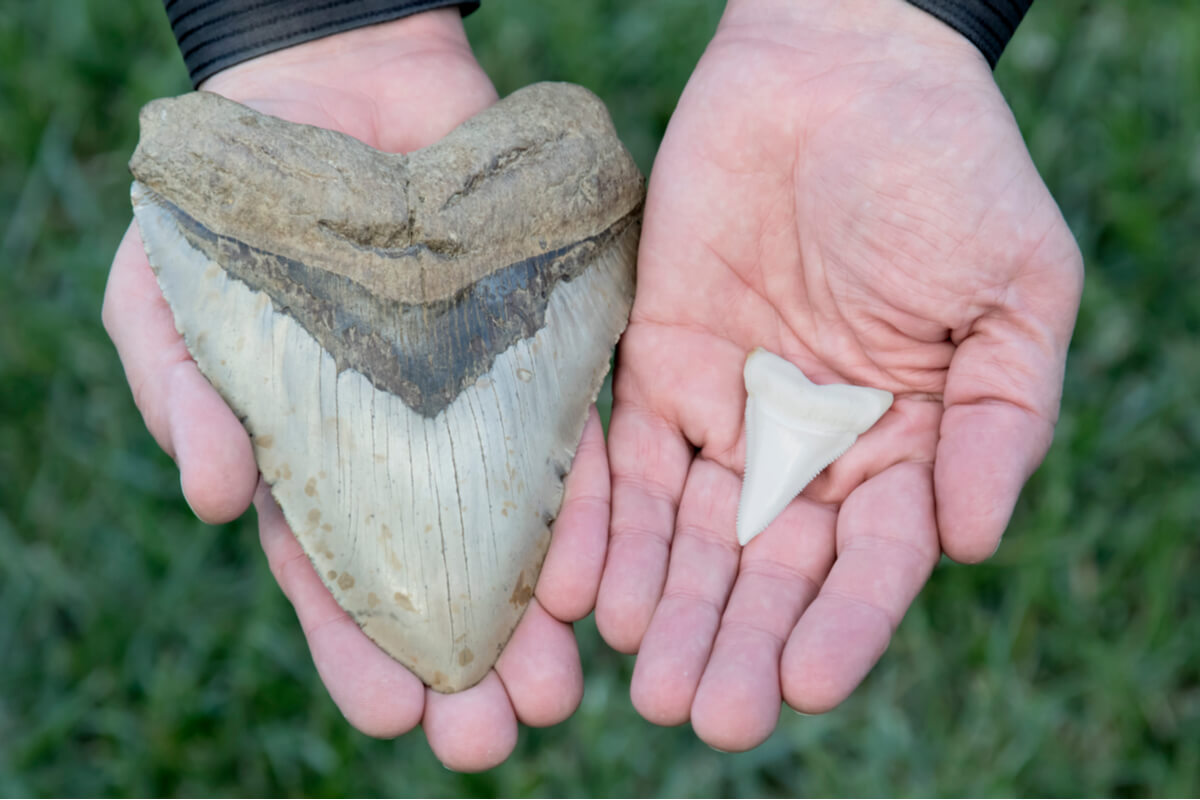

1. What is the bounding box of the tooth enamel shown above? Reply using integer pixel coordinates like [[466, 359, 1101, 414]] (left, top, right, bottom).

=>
[[736, 348, 893, 545]]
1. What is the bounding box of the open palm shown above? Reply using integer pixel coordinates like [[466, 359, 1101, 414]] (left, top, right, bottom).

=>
[[596, 2, 1082, 751], [104, 11, 609, 771]]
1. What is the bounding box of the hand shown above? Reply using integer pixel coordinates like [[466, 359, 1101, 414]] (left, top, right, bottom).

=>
[[103, 10, 610, 770], [596, 0, 1083, 751]]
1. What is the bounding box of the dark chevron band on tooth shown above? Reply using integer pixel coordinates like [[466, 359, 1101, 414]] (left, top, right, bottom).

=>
[[141, 187, 642, 417]]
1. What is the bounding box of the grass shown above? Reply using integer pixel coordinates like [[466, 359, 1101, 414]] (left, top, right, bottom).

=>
[[1, 0, 1198, 795]]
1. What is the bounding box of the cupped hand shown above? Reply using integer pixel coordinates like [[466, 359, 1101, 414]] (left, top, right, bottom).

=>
[[595, 0, 1083, 751], [103, 10, 610, 771]]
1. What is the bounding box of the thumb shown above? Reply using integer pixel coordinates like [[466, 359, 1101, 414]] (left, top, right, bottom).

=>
[[936, 230, 1083, 562]]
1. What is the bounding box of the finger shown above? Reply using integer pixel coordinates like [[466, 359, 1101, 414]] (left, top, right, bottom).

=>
[[936, 401, 1051, 562], [495, 599, 582, 727], [103, 224, 256, 523], [937, 247, 1081, 562], [537, 406, 608, 622], [781, 461, 939, 714], [804, 395, 941, 506], [422, 672, 518, 772], [690, 499, 836, 752], [595, 385, 692, 653], [255, 482, 425, 737], [628, 458, 740, 726]]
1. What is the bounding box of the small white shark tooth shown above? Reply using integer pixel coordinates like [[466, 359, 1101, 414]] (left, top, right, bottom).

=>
[[129, 84, 643, 692], [736, 348, 893, 546]]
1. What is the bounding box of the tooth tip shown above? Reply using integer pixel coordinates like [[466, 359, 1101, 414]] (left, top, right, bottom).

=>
[[736, 524, 761, 547], [735, 506, 761, 547]]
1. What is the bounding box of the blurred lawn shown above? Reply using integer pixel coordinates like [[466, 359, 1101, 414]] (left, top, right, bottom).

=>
[[2, 0, 1198, 795]]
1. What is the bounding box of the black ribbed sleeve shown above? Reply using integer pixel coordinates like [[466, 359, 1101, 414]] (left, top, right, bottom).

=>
[[903, 0, 1033, 68], [163, 0, 481, 87]]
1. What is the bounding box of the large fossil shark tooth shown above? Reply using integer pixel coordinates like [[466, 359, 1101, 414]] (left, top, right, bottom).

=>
[[129, 83, 642, 692], [737, 348, 893, 546]]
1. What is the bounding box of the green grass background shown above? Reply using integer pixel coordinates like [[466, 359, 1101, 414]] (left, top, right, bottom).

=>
[[2, 0, 1198, 795]]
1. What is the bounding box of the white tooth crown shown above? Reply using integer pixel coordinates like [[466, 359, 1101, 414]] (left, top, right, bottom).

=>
[[736, 348, 893, 546]]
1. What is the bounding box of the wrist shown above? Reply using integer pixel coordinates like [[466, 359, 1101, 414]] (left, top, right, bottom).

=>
[[168, 0, 480, 88], [900, 0, 1033, 68], [202, 8, 476, 98], [718, 0, 986, 70]]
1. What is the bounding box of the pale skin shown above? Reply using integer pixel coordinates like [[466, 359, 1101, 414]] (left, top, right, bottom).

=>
[[103, 10, 612, 772], [595, 0, 1083, 751], [104, 0, 1084, 767]]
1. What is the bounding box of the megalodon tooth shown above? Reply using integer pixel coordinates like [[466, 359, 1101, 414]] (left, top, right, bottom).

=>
[[129, 83, 643, 692], [737, 348, 893, 546]]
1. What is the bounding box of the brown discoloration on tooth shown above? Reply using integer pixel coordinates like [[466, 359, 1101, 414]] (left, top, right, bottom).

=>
[[509, 571, 534, 608]]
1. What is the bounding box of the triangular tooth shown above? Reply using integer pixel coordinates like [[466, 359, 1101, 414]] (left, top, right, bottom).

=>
[[129, 85, 643, 692], [736, 349, 893, 546]]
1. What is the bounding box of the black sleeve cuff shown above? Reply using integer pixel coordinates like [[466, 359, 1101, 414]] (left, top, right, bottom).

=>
[[902, 0, 1033, 69], [164, 0, 481, 88]]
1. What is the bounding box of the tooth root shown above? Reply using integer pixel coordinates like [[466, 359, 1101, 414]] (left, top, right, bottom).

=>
[[736, 348, 893, 546]]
